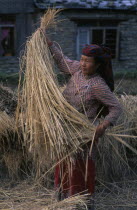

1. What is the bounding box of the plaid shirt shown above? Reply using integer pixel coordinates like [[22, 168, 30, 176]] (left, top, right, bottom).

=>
[[49, 42, 122, 125]]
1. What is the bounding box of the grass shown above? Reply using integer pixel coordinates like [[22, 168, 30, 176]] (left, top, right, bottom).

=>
[[114, 70, 137, 79], [0, 71, 137, 95]]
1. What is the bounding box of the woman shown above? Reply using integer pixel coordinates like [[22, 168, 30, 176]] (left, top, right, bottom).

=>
[[46, 35, 122, 209]]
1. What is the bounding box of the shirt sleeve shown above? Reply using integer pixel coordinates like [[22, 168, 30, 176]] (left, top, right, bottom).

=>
[[49, 42, 80, 75], [92, 81, 123, 125]]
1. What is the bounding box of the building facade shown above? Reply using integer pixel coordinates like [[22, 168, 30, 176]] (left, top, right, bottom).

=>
[[0, 0, 137, 73]]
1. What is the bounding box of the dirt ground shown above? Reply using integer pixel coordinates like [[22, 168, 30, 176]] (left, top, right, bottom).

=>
[[0, 177, 137, 210]]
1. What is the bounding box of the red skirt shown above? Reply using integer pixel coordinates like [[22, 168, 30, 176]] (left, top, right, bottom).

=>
[[55, 156, 96, 198]]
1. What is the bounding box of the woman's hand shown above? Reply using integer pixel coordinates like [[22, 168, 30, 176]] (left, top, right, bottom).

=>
[[94, 120, 110, 144]]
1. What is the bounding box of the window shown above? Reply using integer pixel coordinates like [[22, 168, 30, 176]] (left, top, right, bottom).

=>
[[0, 16, 15, 57], [77, 26, 120, 60]]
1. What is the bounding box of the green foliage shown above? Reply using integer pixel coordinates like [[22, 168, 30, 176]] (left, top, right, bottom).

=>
[[114, 70, 137, 79], [0, 72, 19, 86]]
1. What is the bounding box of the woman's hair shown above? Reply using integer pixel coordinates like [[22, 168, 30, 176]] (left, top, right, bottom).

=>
[[94, 56, 114, 118], [94, 56, 105, 65], [94, 56, 114, 92]]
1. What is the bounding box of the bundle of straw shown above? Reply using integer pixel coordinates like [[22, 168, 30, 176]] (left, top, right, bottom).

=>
[[16, 9, 95, 171]]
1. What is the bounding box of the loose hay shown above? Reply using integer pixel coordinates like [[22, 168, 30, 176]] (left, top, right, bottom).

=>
[[0, 111, 25, 179], [0, 180, 88, 210], [0, 179, 137, 210], [96, 94, 137, 182], [2, 151, 23, 179], [0, 111, 15, 137], [0, 84, 17, 115]]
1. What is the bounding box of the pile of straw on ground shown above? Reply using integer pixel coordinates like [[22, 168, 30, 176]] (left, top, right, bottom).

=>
[[0, 86, 25, 179], [0, 111, 25, 179], [0, 179, 88, 210], [0, 84, 17, 115], [96, 94, 137, 182], [120, 95, 137, 136], [95, 179, 137, 210], [0, 178, 137, 210]]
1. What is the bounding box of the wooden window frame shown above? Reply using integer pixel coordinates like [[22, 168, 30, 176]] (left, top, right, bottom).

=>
[[77, 26, 120, 60], [0, 24, 15, 57]]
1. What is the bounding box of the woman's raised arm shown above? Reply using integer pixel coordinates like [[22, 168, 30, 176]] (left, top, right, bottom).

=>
[[45, 34, 80, 75]]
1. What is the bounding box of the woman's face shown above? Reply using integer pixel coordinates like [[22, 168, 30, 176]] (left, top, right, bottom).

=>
[[80, 55, 100, 76]]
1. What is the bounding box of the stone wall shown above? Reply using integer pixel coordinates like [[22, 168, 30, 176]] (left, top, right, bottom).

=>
[[112, 18, 137, 71], [48, 14, 77, 60], [0, 8, 137, 74]]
